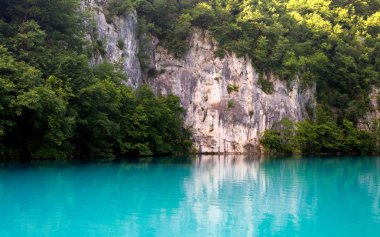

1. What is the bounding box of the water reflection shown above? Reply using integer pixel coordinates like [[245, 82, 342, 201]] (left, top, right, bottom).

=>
[[179, 155, 380, 236], [181, 155, 307, 236], [0, 155, 379, 237]]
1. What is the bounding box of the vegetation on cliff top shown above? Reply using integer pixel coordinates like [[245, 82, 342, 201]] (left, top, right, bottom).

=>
[[129, 0, 379, 155], [0, 0, 379, 158], [132, 0, 379, 123], [0, 0, 191, 160]]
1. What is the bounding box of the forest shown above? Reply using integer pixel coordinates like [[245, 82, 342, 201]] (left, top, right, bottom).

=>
[[128, 0, 379, 154], [131, 0, 379, 121], [0, 0, 192, 160], [0, 0, 379, 159]]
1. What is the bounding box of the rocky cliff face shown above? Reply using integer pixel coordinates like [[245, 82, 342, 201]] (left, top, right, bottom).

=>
[[150, 29, 315, 153], [358, 86, 380, 130], [83, 3, 315, 153], [82, 0, 142, 87]]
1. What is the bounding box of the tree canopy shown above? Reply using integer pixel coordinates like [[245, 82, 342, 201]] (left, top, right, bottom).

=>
[[1, 0, 379, 158], [0, 0, 192, 160], [133, 0, 379, 121], [131, 0, 379, 155]]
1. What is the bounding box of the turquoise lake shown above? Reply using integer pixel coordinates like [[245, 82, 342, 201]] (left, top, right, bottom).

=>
[[0, 156, 379, 237]]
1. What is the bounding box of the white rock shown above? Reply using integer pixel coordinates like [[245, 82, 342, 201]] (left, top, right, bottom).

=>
[[83, 2, 316, 153], [150, 29, 315, 153]]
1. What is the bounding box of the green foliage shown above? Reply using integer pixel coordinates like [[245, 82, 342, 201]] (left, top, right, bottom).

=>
[[117, 39, 125, 50], [261, 107, 380, 155], [0, 0, 84, 50], [214, 49, 226, 59], [133, 0, 198, 57], [190, 3, 216, 28], [258, 75, 274, 94], [0, 0, 192, 160], [227, 84, 239, 94], [164, 13, 193, 57], [137, 33, 151, 70], [261, 118, 298, 154], [106, 0, 133, 22], [95, 39, 106, 56], [1, 0, 379, 159], [131, 0, 379, 121], [260, 130, 282, 153], [227, 99, 235, 109]]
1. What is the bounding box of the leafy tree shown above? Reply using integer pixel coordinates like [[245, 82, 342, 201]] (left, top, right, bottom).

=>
[[261, 108, 379, 155], [133, 0, 378, 122], [0, 0, 192, 160]]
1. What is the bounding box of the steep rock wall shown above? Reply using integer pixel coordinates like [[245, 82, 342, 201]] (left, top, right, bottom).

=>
[[83, 3, 315, 153], [150, 29, 315, 153], [358, 86, 380, 130], [82, 0, 142, 87]]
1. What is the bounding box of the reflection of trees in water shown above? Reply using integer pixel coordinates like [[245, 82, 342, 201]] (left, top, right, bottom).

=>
[[0, 156, 379, 236], [182, 155, 380, 236], [357, 158, 380, 218], [183, 155, 312, 236], [187, 155, 262, 235]]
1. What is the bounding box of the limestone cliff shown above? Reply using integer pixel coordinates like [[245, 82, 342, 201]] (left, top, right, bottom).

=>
[[358, 87, 380, 130], [83, 3, 315, 153], [150, 29, 315, 153], [82, 0, 142, 87]]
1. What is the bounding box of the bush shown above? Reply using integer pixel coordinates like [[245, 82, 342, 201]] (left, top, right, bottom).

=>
[[258, 76, 274, 94], [95, 39, 106, 56], [227, 84, 239, 94], [190, 3, 216, 28], [214, 49, 226, 59], [227, 99, 235, 109], [117, 39, 125, 50], [261, 113, 380, 155], [108, 0, 133, 17]]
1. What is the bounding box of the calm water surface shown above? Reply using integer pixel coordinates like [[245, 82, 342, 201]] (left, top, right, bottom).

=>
[[0, 156, 379, 237]]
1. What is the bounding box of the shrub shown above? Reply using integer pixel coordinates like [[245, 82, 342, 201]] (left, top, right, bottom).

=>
[[117, 39, 125, 50], [227, 84, 239, 94], [214, 49, 226, 59], [227, 99, 235, 109], [95, 39, 106, 56], [108, 0, 133, 17], [258, 74, 274, 94]]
